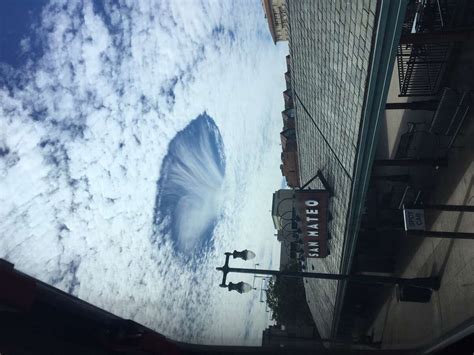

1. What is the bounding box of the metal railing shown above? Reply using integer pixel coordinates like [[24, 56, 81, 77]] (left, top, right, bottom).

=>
[[397, 0, 458, 97], [397, 42, 452, 96]]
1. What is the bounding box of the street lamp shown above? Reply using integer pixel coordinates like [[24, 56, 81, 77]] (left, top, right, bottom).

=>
[[232, 249, 255, 261], [227, 281, 253, 294], [217, 250, 257, 293], [216, 249, 441, 293]]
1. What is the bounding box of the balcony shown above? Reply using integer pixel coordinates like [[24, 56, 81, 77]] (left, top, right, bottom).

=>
[[396, 0, 472, 97]]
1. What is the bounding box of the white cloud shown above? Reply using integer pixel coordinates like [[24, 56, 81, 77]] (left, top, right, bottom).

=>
[[0, 0, 288, 345]]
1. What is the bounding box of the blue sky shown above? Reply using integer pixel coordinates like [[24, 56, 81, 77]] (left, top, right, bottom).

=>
[[0, 0, 288, 345]]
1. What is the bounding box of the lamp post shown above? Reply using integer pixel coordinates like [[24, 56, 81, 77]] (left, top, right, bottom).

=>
[[217, 250, 256, 293], [216, 250, 441, 293]]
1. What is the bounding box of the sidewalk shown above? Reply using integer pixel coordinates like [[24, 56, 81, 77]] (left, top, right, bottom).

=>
[[371, 110, 474, 349]]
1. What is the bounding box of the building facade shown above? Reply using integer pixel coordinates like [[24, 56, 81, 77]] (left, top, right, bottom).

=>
[[281, 0, 474, 347], [285, 0, 383, 339], [271, 189, 300, 269], [261, 0, 289, 43], [279, 55, 300, 188]]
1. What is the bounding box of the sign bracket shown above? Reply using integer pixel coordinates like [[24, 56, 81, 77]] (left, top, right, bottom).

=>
[[299, 169, 334, 197]]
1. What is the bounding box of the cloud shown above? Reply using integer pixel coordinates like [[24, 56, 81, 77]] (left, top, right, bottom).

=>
[[0, 0, 288, 345], [154, 113, 225, 257]]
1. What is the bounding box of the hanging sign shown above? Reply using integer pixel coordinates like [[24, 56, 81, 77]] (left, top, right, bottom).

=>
[[294, 190, 330, 258]]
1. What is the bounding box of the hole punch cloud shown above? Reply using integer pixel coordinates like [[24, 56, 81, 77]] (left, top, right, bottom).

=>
[[154, 113, 225, 257]]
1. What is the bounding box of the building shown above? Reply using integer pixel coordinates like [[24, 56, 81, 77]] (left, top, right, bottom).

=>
[[283, 0, 474, 348], [271, 189, 300, 269], [261, 0, 289, 43], [279, 56, 300, 188]]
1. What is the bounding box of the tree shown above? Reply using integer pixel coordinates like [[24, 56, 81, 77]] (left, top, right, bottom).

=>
[[265, 262, 315, 327]]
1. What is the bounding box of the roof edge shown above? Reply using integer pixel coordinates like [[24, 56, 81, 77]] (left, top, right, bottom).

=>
[[262, 0, 277, 44]]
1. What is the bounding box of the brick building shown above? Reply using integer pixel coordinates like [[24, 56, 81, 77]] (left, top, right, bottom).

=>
[[266, 0, 474, 349], [261, 0, 289, 43], [279, 55, 300, 188]]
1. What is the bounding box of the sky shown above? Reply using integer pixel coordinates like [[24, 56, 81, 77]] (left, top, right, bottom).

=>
[[0, 0, 288, 346]]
